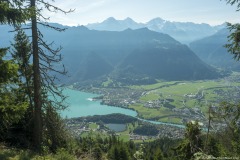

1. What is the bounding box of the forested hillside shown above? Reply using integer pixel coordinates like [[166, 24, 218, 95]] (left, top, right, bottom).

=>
[[190, 28, 240, 70], [1, 24, 221, 84]]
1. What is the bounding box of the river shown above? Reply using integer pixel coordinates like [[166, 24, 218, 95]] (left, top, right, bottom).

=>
[[61, 88, 185, 128]]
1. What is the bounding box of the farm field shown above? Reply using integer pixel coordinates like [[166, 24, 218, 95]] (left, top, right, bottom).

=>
[[81, 73, 240, 125], [127, 73, 240, 124]]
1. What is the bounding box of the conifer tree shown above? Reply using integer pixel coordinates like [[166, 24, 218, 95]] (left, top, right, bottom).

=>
[[215, 102, 240, 156], [11, 25, 33, 109], [0, 1, 30, 143], [92, 145, 102, 160], [225, 0, 240, 60], [1, 0, 72, 152], [174, 121, 203, 159], [220, 0, 240, 156], [0, 0, 28, 24], [0, 48, 29, 141], [21, 0, 72, 151]]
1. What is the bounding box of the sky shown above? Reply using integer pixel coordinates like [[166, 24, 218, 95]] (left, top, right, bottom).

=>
[[44, 0, 240, 26]]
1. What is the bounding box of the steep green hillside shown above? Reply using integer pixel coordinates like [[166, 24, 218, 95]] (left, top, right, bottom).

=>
[[58, 27, 220, 84], [189, 28, 240, 70], [1, 24, 221, 84], [118, 42, 218, 82]]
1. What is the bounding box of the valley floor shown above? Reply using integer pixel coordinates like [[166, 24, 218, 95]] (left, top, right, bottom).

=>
[[72, 72, 240, 129], [65, 119, 185, 142]]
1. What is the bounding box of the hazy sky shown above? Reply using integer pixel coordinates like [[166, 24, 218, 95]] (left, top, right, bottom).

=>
[[44, 0, 240, 26]]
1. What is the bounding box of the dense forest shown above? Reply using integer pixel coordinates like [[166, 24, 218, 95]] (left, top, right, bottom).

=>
[[73, 114, 138, 124], [0, 0, 240, 159]]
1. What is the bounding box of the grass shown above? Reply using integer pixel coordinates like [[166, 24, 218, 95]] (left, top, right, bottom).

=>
[[127, 76, 240, 124], [185, 99, 199, 108], [118, 123, 134, 142], [158, 117, 182, 124], [79, 123, 139, 142], [129, 104, 173, 120], [157, 80, 219, 95], [118, 122, 156, 142], [117, 123, 157, 143], [102, 78, 113, 87], [89, 123, 98, 130], [130, 81, 178, 90], [140, 93, 160, 101], [118, 134, 130, 142], [0, 145, 76, 160]]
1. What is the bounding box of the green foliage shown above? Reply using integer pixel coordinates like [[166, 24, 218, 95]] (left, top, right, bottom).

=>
[[0, 19, 69, 152], [204, 136, 221, 157], [225, 23, 240, 61], [0, 90, 29, 139], [108, 145, 130, 160], [77, 135, 133, 160], [44, 106, 69, 152], [193, 152, 215, 160], [11, 25, 32, 81], [134, 144, 144, 160], [0, 149, 16, 160], [174, 121, 203, 160], [224, 0, 240, 61], [0, 47, 29, 141], [133, 124, 159, 136], [92, 145, 102, 160], [222, 2, 240, 154], [0, 26, 34, 147], [144, 138, 180, 159], [226, 0, 240, 11], [154, 148, 164, 160], [0, 1, 29, 24], [54, 148, 75, 160], [75, 113, 138, 124], [0, 145, 76, 160], [215, 102, 240, 156], [0, 48, 18, 84]]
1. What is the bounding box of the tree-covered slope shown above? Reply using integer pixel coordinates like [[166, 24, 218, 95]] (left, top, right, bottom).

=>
[[117, 41, 218, 81], [1, 24, 220, 84], [189, 28, 240, 70], [58, 27, 220, 83]]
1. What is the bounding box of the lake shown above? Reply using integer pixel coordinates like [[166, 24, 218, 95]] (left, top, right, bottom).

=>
[[61, 88, 185, 128], [106, 124, 127, 132], [60, 88, 138, 118]]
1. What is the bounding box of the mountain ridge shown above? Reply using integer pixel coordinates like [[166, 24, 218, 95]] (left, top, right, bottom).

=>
[[86, 17, 226, 44], [1, 23, 221, 84], [189, 28, 240, 71], [55, 25, 220, 84]]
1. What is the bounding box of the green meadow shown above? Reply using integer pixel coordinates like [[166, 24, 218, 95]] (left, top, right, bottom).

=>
[[127, 75, 240, 124]]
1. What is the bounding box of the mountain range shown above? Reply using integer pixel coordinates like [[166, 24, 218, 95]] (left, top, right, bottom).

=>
[[189, 28, 240, 71], [86, 17, 226, 44], [0, 23, 221, 85]]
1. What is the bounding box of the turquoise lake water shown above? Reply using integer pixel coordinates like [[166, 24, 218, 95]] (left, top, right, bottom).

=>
[[61, 88, 185, 128], [60, 88, 137, 118]]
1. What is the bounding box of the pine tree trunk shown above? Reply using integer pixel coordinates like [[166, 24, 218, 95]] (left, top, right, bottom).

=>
[[31, 0, 42, 152]]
